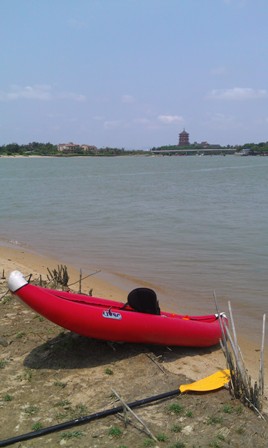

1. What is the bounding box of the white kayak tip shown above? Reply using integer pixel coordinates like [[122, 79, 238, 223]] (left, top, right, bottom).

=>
[[215, 312, 227, 319], [8, 270, 28, 292]]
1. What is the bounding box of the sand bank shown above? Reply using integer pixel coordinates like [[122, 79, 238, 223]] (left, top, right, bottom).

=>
[[0, 244, 127, 301]]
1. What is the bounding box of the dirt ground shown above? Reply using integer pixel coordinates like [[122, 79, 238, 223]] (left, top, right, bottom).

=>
[[0, 278, 267, 448]]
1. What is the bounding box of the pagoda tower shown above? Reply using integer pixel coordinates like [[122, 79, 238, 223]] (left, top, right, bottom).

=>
[[178, 129, 189, 146]]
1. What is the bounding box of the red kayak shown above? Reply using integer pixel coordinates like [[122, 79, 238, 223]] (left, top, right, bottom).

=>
[[8, 270, 227, 347]]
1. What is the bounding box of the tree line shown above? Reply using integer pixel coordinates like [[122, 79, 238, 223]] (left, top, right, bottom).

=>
[[0, 142, 147, 156], [1, 141, 268, 156], [150, 142, 268, 155], [0, 142, 58, 155]]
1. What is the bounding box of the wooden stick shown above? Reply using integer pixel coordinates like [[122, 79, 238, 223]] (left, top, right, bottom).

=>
[[111, 388, 158, 442], [228, 301, 238, 348], [213, 292, 233, 379], [67, 270, 101, 287], [223, 304, 266, 414], [145, 353, 166, 374], [79, 269, 82, 293], [227, 303, 251, 397], [259, 314, 266, 397], [225, 324, 251, 398], [0, 289, 10, 301], [244, 396, 266, 421]]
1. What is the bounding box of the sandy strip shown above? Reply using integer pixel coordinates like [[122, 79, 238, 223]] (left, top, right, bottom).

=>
[[1, 244, 267, 411], [0, 245, 127, 301]]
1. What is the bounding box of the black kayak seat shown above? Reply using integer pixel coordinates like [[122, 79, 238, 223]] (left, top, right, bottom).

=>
[[126, 287, 161, 315]]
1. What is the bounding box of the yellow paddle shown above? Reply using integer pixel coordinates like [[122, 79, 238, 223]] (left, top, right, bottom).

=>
[[179, 369, 230, 393], [0, 369, 230, 447]]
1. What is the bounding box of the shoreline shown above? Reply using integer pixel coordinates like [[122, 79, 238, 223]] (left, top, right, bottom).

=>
[[0, 244, 127, 302], [1, 243, 267, 411]]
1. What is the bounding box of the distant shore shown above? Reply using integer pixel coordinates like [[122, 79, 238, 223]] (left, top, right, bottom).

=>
[[0, 155, 57, 158]]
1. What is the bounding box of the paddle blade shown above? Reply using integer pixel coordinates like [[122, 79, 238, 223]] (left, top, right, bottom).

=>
[[179, 369, 230, 393]]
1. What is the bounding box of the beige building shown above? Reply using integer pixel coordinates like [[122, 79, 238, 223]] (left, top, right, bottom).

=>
[[57, 143, 97, 153]]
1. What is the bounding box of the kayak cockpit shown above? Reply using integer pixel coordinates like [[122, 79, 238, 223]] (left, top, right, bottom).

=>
[[122, 287, 161, 315]]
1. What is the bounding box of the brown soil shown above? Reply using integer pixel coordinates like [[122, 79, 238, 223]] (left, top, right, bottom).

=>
[[0, 279, 267, 448]]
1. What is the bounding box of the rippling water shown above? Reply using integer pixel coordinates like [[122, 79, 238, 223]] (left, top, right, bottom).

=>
[[1, 155, 267, 339]]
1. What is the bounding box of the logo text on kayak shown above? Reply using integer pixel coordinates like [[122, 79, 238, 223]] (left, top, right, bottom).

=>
[[102, 310, 122, 320]]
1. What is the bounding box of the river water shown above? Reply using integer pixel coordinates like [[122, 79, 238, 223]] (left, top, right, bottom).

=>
[[1, 155, 267, 342]]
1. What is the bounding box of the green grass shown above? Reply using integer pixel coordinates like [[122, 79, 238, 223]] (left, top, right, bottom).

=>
[[105, 367, 114, 375], [53, 380, 67, 388], [209, 441, 222, 448], [3, 394, 13, 402], [54, 402, 88, 420], [143, 439, 155, 447], [222, 404, 233, 414], [31, 422, 43, 431], [207, 415, 223, 425], [73, 403, 88, 416], [167, 403, 184, 415], [168, 443, 186, 448], [171, 424, 182, 433], [235, 405, 243, 415], [156, 432, 168, 442], [207, 434, 226, 448], [108, 425, 123, 438], [23, 369, 33, 382], [60, 430, 84, 440], [54, 399, 71, 407], [24, 405, 39, 416], [54, 411, 67, 421], [0, 359, 8, 369], [15, 331, 26, 339], [1, 295, 12, 304]]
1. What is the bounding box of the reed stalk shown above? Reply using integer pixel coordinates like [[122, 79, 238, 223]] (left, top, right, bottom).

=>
[[215, 294, 266, 417]]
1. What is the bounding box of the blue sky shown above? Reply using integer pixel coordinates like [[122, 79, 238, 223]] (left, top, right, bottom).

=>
[[1, 0, 268, 149]]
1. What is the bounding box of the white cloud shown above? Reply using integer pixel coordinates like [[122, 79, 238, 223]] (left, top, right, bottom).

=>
[[0, 84, 52, 101], [133, 117, 151, 125], [121, 94, 135, 104], [57, 91, 86, 102], [132, 117, 160, 130], [206, 112, 241, 130], [0, 84, 86, 102], [93, 115, 105, 121], [208, 87, 268, 100], [103, 120, 122, 130], [211, 66, 227, 76], [158, 114, 184, 124]]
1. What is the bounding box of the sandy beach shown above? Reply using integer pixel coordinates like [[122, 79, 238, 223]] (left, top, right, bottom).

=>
[[0, 244, 127, 300], [1, 244, 267, 394], [0, 244, 267, 446]]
